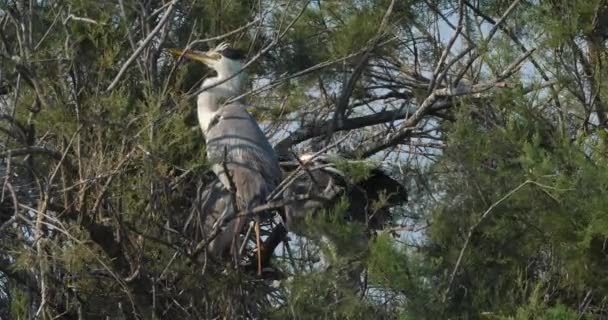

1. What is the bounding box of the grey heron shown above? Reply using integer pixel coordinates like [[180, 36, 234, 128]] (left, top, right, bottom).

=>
[[282, 154, 408, 233], [184, 153, 408, 275], [170, 43, 282, 275]]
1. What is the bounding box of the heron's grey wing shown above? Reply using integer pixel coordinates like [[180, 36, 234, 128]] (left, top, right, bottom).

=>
[[283, 167, 342, 232], [199, 181, 232, 228], [205, 104, 282, 210], [188, 181, 237, 257]]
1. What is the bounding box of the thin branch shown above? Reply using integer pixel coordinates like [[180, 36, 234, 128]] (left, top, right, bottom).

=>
[[190, 194, 328, 258], [275, 105, 418, 155], [452, 0, 523, 84], [188, 19, 260, 47], [118, 0, 145, 75], [188, 1, 311, 99], [333, 0, 396, 125], [106, 0, 178, 91], [428, 0, 465, 93], [356, 49, 534, 158], [442, 179, 533, 303]]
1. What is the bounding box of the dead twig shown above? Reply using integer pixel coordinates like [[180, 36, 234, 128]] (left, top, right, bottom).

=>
[[106, 0, 179, 91], [189, 0, 311, 99]]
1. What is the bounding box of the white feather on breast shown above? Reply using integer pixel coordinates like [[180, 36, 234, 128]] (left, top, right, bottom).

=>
[[197, 93, 217, 133]]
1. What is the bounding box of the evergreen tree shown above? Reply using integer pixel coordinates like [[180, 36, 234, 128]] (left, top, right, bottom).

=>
[[1, 0, 607, 319]]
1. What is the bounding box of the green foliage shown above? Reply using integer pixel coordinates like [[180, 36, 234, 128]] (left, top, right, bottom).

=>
[[367, 233, 409, 291], [273, 268, 383, 320], [422, 86, 608, 318], [493, 284, 579, 320], [9, 286, 28, 319], [332, 8, 383, 57], [334, 159, 375, 183], [303, 196, 368, 258], [535, 0, 601, 47]]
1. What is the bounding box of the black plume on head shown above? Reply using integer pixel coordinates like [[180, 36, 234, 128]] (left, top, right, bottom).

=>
[[220, 47, 246, 60]]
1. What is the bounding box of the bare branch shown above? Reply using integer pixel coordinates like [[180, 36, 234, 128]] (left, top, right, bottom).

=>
[[106, 0, 178, 92], [189, 1, 311, 99], [333, 0, 396, 124]]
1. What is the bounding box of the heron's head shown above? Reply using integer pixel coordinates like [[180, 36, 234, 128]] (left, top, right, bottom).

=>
[[170, 43, 246, 81]]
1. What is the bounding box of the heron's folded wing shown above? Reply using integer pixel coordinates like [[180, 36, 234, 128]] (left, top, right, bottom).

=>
[[205, 104, 282, 209]]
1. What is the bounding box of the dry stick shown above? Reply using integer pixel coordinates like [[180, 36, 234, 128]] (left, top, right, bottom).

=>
[[188, 19, 260, 47], [2, 151, 11, 202], [442, 180, 533, 303], [239, 221, 255, 255], [147, 1, 174, 21], [106, 0, 178, 91], [452, 0, 522, 85], [118, 0, 145, 75], [64, 14, 99, 25], [191, 220, 228, 258], [427, 0, 465, 94], [578, 289, 593, 320], [333, 0, 396, 124], [187, 0, 311, 99], [359, 49, 534, 158], [33, 128, 79, 317], [34, 5, 63, 51], [158, 251, 179, 280], [20, 205, 139, 317]]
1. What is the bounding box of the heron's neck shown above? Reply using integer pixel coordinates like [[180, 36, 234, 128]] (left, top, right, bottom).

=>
[[197, 74, 243, 132]]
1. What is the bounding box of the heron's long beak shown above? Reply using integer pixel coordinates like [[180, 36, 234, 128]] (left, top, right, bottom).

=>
[[168, 48, 221, 65]]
